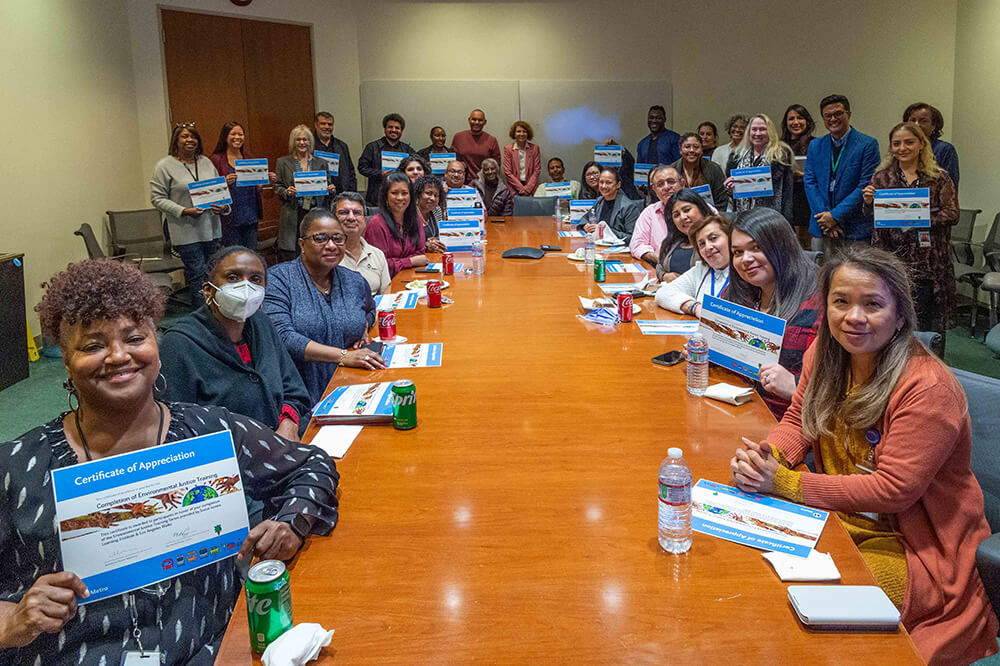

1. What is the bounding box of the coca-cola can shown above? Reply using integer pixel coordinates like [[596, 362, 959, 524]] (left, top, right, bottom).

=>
[[441, 253, 454, 275], [598, 221, 606, 239], [616, 293, 634, 322], [377, 309, 396, 340], [427, 280, 442, 308]]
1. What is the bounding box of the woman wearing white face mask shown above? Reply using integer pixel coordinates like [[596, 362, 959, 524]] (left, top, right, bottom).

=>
[[158, 246, 310, 442]]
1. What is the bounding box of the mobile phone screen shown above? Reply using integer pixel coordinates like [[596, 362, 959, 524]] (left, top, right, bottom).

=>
[[652, 350, 684, 367]]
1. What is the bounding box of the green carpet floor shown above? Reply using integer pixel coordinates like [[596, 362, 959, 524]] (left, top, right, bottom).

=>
[[2, 324, 998, 443]]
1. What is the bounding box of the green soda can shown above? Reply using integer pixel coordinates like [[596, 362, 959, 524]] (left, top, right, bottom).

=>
[[392, 379, 417, 430], [593, 255, 606, 282], [245, 560, 293, 653]]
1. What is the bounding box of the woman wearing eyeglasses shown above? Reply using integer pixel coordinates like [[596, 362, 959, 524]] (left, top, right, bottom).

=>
[[274, 125, 337, 262], [263, 207, 385, 404], [363, 172, 429, 276]]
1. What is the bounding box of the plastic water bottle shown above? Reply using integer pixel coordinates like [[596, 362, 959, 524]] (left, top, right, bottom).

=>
[[584, 232, 596, 266], [658, 447, 692, 553], [471, 240, 485, 274], [686, 332, 709, 396], [553, 197, 560, 222]]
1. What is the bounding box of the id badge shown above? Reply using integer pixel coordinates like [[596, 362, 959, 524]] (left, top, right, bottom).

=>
[[918, 230, 931, 248], [121, 651, 162, 665]]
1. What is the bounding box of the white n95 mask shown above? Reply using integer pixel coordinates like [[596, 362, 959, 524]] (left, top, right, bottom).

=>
[[209, 280, 265, 322]]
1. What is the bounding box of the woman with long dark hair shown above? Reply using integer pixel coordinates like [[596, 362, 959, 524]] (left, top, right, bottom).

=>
[[781, 104, 817, 249], [363, 172, 428, 275], [655, 188, 713, 282], [209, 121, 276, 249], [670, 133, 729, 211], [724, 208, 821, 418], [579, 160, 602, 199], [731, 246, 997, 665]]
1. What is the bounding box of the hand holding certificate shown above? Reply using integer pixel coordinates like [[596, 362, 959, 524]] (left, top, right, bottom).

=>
[[381, 151, 407, 173], [294, 171, 329, 197], [594, 145, 622, 167], [234, 158, 268, 186], [873, 188, 930, 228], [698, 295, 785, 381], [731, 166, 774, 199], [188, 177, 233, 209]]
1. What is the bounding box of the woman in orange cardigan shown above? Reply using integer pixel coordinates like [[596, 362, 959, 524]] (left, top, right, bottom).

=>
[[730, 245, 997, 665], [502, 120, 542, 196]]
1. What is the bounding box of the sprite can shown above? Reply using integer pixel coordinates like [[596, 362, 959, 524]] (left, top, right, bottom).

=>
[[593, 255, 606, 282], [246, 559, 293, 653], [391, 379, 417, 430]]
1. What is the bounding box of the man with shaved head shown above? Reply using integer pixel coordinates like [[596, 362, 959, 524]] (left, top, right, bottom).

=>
[[451, 108, 501, 183]]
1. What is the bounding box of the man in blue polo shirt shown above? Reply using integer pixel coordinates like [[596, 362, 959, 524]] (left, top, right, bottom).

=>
[[803, 94, 880, 252], [637, 105, 681, 167]]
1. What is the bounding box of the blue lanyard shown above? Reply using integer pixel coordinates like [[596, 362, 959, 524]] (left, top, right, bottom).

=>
[[710, 270, 729, 297]]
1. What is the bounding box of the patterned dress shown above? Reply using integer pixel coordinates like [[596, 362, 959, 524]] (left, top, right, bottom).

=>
[[0, 403, 339, 665], [866, 166, 959, 331]]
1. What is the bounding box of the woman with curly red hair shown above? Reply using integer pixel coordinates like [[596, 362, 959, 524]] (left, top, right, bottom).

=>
[[502, 120, 542, 196], [0, 259, 339, 664]]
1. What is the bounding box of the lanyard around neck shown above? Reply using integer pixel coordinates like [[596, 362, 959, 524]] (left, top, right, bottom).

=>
[[710, 270, 729, 297]]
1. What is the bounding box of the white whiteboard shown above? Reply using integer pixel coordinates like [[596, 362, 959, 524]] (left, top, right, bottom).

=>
[[358, 79, 672, 188]]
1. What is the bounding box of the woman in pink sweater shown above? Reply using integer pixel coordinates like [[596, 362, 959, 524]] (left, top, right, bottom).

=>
[[363, 172, 428, 276], [730, 245, 998, 665]]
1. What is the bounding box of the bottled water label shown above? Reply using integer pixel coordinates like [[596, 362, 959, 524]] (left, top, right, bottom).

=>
[[658, 480, 691, 506]]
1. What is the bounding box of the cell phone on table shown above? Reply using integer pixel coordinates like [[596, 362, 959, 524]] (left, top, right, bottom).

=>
[[652, 350, 684, 367], [415, 267, 440, 273], [363, 341, 385, 356], [540, 244, 561, 252]]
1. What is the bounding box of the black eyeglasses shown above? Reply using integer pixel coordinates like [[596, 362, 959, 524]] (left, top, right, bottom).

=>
[[174, 122, 196, 129], [304, 233, 347, 246], [822, 110, 846, 121]]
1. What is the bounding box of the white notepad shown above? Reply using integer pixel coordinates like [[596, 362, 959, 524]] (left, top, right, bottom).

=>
[[787, 585, 900, 630]]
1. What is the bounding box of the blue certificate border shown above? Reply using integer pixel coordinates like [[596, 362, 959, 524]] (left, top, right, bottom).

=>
[[701, 295, 785, 381], [873, 188, 930, 228]]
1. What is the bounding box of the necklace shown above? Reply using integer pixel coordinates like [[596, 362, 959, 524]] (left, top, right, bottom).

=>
[[304, 260, 332, 295], [74, 401, 165, 462]]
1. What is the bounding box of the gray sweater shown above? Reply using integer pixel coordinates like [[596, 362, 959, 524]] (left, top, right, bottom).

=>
[[150, 155, 221, 246]]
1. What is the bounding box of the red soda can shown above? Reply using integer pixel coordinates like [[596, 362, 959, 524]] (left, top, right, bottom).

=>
[[377, 309, 396, 340], [427, 280, 442, 308], [441, 253, 454, 275], [616, 293, 634, 322]]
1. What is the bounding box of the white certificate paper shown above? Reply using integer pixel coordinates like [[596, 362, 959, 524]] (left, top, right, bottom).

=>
[[692, 479, 828, 558], [634, 163, 655, 187], [381, 342, 443, 368], [731, 165, 774, 199], [294, 171, 328, 197], [570, 199, 597, 223], [698, 295, 785, 381], [188, 177, 233, 209], [446, 187, 482, 209], [692, 184, 716, 208], [440, 207, 483, 251], [429, 152, 456, 175], [545, 181, 573, 199], [635, 320, 701, 336], [52, 431, 250, 604], [873, 188, 930, 228], [381, 150, 408, 172], [314, 150, 340, 177], [594, 145, 622, 167], [234, 158, 268, 186]]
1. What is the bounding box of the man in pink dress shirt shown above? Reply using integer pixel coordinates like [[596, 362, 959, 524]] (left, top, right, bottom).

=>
[[630, 166, 683, 266]]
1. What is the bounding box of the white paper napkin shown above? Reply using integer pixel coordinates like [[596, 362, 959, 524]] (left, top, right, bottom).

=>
[[704, 383, 755, 406], [261, 623, 335, 666], [762, 550, 841, 582], [310, 425, 363, 458]]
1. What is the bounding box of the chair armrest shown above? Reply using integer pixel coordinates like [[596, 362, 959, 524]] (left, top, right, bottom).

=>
[[986, 251, 1000, 272], [112, 252, 142, 263], [975, 532, 1000, 620]]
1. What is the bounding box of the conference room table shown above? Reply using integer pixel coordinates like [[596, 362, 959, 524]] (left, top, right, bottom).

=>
[[218, 216, 921, 663]]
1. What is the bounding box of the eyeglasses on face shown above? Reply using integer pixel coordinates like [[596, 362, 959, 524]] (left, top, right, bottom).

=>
[[822, 110, 846, 121], [304, 233, 347, 246]]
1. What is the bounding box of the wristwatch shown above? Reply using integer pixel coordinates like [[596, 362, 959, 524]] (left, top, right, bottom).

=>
[[288, 513, 314, 540]]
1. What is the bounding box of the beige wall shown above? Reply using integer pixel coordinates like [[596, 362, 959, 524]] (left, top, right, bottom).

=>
[[670, 0, 957, 145], [0, 0, 145, 333], [954, 0, 1000, 242]]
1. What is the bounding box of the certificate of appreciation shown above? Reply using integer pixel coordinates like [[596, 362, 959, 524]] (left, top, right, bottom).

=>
[[234, 158, 268, 186], [873, 188, 930, 228], [634, 163, 655, 187], [314, 150, 340, 177], [545, 182, 573, 199], [381, 151, 408, 172], [698, 295, 785, 381], [429, 152, 456, 175], [294, 171, 328, 197], [731, 165, 774, 199], [570, 199, 597, 224], [594, 145, 622, 167], [52, 431, 250, 604], [188, 177, 233, 208]]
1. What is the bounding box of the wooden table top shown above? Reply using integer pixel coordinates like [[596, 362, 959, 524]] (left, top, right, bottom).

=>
[[218, 216, 921, 663]]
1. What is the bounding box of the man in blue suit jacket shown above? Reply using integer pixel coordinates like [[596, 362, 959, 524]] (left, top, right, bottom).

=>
[[803, 94, 880, 250], [637, 105, 681, 167]]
